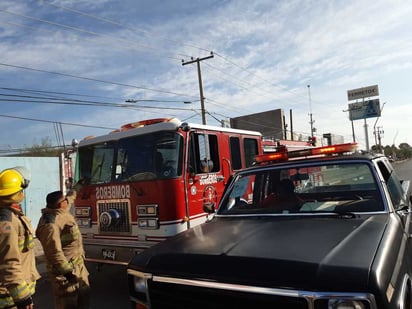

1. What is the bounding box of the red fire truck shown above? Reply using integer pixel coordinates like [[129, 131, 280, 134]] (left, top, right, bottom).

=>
[[73, 118, 262, 265]]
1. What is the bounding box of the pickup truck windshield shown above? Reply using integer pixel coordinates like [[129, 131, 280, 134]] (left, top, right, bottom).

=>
[[219, 162, 384, 215]]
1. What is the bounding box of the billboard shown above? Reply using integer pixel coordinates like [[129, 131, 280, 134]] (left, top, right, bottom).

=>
[[347, 85, 379, 101], [348, 99, 381, 121], [230, 109, 285, 139]]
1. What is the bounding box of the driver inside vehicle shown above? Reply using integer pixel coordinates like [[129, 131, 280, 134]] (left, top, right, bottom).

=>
[[261, 178, 304, 212], [154, 151, 165, 176]]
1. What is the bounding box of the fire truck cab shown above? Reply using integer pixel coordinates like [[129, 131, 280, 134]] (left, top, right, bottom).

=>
[[73, 118, 262, 265]]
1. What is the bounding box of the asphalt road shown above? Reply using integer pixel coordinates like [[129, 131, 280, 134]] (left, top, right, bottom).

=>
[[33, 262, 130, 308], [393, 159, 412, 182]]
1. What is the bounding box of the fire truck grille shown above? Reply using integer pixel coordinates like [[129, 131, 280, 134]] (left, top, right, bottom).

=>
[[98, 201, 131, 233], [147, 280, 308, 309]]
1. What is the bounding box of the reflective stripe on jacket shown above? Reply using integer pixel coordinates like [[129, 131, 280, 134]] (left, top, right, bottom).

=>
[[0, 205, 40, 308], [36, 207, 86, 276]]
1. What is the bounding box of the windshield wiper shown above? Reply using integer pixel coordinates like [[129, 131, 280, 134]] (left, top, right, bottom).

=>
[[297, 210, 358, 218], [330, 211, 358, 218]]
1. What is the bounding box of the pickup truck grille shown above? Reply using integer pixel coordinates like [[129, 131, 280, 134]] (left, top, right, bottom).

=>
[[148, 280, 308, 309]]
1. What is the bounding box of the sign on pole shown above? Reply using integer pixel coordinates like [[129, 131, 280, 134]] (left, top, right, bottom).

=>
[[347, 85, 379, 101], [348, 99, 381, 121]]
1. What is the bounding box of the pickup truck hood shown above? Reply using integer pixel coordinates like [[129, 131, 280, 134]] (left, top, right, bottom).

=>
[[130, 214, 388, 291]]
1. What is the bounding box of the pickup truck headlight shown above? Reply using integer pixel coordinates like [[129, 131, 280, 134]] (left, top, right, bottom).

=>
[[133, 276, 148, 294], [328, 299, 366, 309], [127, 269, 151, 306]]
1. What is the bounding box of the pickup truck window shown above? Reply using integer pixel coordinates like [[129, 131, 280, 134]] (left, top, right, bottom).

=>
[[219, 162, 383, 214], [377, 160, 406, 209]]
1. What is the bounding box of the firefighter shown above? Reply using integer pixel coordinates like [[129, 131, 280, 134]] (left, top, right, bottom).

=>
[[36, 189, 90, 309], [0, 167, 40, 309]]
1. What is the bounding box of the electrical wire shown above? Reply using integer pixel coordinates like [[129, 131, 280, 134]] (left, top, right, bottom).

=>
[[0, 3, 329, 140], [0, 8, 189, 61], [0, 114, 117, 130], [42, 0, 211, 55], [0, 97, 200, 112], [0, 4, 308, 106], [0, 62, 198, 99]]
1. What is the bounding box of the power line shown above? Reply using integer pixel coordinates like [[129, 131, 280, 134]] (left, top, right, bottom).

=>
[[28, 3, 288, 104], [1, 5, 307, 113], [1, 4, 310, 108], [0, 86, 306, 139], [0, 3, 335, 139], [0, 89, 198, 105], [0, 114, 116, 130], [0, 8, 188, 61], [0, 87, 124, 101], [0, 62, 198, 99], [0, 96, 199, 112], [42, 0, 211, 55]]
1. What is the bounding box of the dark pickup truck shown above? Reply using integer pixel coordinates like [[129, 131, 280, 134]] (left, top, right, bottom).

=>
[[127, 143, 412, 309]]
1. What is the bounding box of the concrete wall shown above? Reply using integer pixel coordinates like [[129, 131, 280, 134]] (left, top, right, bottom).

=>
[[0, 157, 61, 229]]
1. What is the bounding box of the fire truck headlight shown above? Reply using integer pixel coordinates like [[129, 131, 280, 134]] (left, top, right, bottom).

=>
[[138, 218, 159, 229], [76, 218, 91, 228], [137, 204, 158, 216]]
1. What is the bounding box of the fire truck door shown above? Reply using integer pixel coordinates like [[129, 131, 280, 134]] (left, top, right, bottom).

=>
[[186, 132, 222, 226]]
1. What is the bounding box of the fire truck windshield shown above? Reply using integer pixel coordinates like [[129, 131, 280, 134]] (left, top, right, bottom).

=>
[[77, 131, 183, 184]]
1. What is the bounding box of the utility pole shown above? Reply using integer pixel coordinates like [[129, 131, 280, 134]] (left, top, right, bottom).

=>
[[342, 107, 356, 143], [373, 102, 386, 152], [182, 51, 214, 125], [376, 126, 384, 150], [307, 85, 315, 137]]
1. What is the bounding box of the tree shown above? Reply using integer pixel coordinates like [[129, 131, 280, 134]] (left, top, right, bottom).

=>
[[23, 137, 62, 157], [397, 143, 412, 160], [379, 143, 412, 160]]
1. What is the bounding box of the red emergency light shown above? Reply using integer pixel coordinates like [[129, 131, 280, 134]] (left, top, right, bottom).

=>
[[255, 143, 358, 164]]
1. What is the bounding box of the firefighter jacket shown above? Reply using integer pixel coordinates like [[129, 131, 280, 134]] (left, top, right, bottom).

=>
[[35, 206, 85, 276], [0, 204, 40, 308]]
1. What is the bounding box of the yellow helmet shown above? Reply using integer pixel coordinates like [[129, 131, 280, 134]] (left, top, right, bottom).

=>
[[0, 169, 25, 197]]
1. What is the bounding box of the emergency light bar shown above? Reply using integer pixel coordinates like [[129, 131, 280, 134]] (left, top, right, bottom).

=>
[[255, 142, 358, 164]]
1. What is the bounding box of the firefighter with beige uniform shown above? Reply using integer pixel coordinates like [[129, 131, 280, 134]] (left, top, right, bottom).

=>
[[0, 167, 40, 309], [36, 189, 90, 309]]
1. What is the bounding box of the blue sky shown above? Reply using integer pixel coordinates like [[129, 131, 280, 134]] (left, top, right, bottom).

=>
[[0, 0, 411, 152]]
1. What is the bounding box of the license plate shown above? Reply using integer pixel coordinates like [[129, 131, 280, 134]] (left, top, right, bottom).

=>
[[102, 249, 116, 260]]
